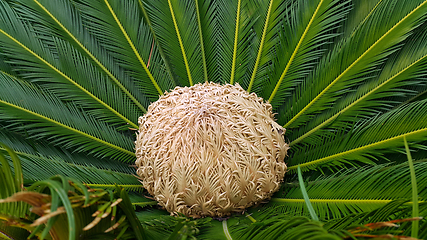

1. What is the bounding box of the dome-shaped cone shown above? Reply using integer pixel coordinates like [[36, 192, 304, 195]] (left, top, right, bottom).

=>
[[135, 82, 289, 218]]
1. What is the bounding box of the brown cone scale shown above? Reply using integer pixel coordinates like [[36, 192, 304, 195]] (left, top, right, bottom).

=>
[[135, 82, 288, 218]]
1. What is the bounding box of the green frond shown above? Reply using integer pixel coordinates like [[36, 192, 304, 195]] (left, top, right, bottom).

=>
[[47, 40, 142, 128], [0, 73, 135, 161], [281, 0, 427, 130], [0, 1, 140, 128], [288, 99, 427, 171], [128, 194, 157, 207], [233, 0, 271, 89], [289, 29, 427, 146], [166, 0, 194, 86], [1, 0, 427, 238], [0, 144, 138, 186], [272, 162, 427, 219], [85, 184, 143, 193], [197, 0, 236, 84], [74, 0, 173, 98], [138, 0, 178, 86], [261, 0, 350, 106], [103, 0, 163, 95], [13, 0, 148, 114], [144, 0, 204, 86], [325, 200, 427, 238], [339, 0, 384, 38], [0, 127, 133, 174], [229, 215, 341, 240]]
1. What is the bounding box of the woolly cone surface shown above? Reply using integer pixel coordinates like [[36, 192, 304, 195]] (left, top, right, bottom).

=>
[[135, 82, 288, 218]]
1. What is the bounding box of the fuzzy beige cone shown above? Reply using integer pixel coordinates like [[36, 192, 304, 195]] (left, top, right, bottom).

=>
[[135, 82, 288, 218]]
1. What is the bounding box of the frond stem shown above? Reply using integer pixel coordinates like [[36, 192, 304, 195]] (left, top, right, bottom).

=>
[[194, 0, 208, 82], [230, 0, 241, 85], [404, 137, 419, 238], [246, 213, 257, 223]]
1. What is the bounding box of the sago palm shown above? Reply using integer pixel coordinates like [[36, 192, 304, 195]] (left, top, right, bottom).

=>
[[1, 0, 427, 239]]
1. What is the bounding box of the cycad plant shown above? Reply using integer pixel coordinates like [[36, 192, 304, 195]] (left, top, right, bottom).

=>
[[1, 0, 427, 239]]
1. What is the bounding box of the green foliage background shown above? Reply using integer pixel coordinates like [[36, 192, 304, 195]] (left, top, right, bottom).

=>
[[0, 0, 427, 239]]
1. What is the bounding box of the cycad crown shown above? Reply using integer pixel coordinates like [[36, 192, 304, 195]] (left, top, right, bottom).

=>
[[135, 82, 288, 218]]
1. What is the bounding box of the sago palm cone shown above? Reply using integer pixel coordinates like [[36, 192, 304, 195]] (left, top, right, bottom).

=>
[[135, 82, 289, 218]]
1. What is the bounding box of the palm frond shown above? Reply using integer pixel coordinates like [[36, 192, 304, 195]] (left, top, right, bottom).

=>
[[233, 0, 271, 89], [281, 0, 427, 130], [289, 28, 427, 146], [103, 0, 164, 94], [144, 0, 204, 86], [128, 193, 157, 208], [138, 0, 177, 86], [197, 0, 236, 84], [263, 0, 350, 106], [287, 98, 427, 171], [342, 0, 383, 38], [0, 126, 133, 174], [271, 162, 427, 219], [166, 0, 197, 85], [0, 145, 138, 187], [229, 215, 341, 240], [246, 0, 275, 92], [75, 0, 172, 97], [11, 0, 148, 114], [0, 1, 140, 128], [0, 73, 134, 161]]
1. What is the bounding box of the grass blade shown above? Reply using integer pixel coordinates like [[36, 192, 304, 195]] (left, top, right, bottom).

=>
[[297, 165, 319, 221], [222, 220, 233, 240], [403, 136, 419, 238]]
